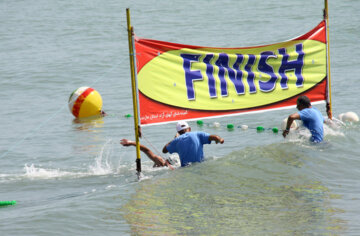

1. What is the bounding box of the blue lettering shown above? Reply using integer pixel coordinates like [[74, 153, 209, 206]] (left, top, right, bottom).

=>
[[278, 43, 305, 89], [181, 54, 203, 100], [245, 55, 256, 93], [258, 51, 278, 92], [230, 54, 245, 94], [215, 53, 229, 96], [203, 54, 217, 98], [181, 44, 305, 100]]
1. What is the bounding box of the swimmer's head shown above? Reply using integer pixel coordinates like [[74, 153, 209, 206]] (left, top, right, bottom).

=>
[[297, 96, 311, 110]]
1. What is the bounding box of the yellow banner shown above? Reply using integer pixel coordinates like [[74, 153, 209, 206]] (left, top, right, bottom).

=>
[[138, 40, 326, 111]]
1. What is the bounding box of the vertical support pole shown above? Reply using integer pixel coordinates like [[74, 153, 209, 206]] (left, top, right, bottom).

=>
[[126, 8, 141, 177], [324, 0, 333, 119]]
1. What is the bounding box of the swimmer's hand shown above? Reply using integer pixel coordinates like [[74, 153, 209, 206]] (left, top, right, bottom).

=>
[[210, 135, 224, 144], [217, 138, 224, 144], [282, 129, 289, 138], [120, 139, 134, 146]]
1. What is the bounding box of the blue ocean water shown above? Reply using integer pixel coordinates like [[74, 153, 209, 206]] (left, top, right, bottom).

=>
[[1, 0, 359, 235]]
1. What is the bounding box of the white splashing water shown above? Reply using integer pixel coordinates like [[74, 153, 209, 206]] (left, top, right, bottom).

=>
[[285, 117, 345, 143], [89, 139, 113, 175], [24, 164, 79, 179], [22, 139, 117, 180]]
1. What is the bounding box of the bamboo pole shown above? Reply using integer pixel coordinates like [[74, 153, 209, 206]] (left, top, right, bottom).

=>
[[126, 8, 141, 177]]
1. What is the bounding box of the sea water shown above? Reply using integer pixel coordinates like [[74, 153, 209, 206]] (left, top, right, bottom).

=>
[[1, 0, 359, 235]]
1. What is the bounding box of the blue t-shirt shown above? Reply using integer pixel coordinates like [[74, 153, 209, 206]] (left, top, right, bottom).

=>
[[166, 131, 211, 167], [298, 107, 324, 142]]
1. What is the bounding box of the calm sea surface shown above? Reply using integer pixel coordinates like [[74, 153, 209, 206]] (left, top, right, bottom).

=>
[[1, 0, 359, 235]]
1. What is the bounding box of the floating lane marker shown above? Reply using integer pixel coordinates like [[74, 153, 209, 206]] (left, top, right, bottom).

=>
[[213, 122, 221, 128], [0, 200, 16, 206], [240, 125, 248, 130], [194, 120, 280, 133], [227, 124, 234, 130], [272, 127, 279, 133], [256, 126, 265, 132]]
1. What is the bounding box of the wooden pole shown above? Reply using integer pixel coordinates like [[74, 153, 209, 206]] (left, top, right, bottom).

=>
[[126, 8, 141, 177]]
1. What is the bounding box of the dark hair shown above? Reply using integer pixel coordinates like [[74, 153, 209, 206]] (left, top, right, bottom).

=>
[[297, 96, 311, 108], [178, 129, 186, 135]]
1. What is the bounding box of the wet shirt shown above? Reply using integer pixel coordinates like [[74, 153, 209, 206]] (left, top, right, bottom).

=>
[[166, 131, 211, 167], [299, 107, 324, 142]]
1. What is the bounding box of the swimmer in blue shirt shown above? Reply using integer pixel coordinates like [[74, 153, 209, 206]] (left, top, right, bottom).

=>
[[282, 96, 324, 142], [163, 121, 224, 167]]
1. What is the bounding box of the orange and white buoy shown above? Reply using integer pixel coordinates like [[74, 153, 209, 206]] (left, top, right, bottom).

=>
[[68, 87, 103, 118]]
